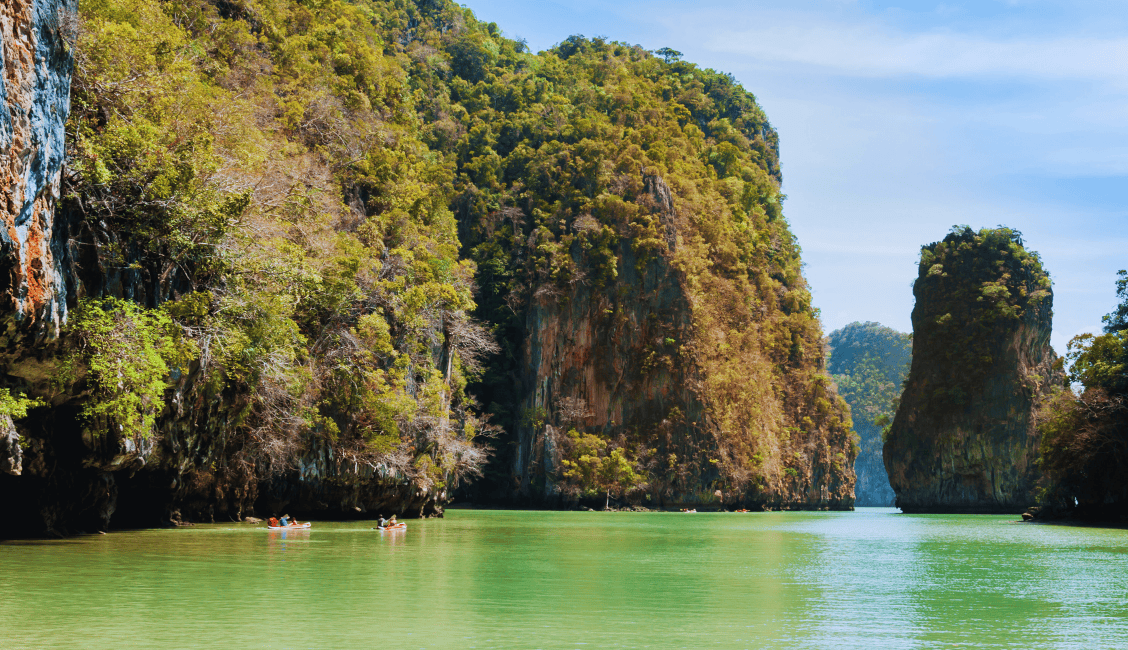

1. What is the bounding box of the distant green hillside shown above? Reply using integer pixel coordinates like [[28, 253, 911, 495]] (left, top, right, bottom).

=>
[[828, 322, 911, 506]]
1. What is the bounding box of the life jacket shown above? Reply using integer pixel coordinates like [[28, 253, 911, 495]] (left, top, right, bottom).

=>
[[269, 517, 279, 527]]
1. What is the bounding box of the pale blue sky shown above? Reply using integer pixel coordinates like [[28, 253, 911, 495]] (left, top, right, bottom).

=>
[[463, 0, 1128, 353]]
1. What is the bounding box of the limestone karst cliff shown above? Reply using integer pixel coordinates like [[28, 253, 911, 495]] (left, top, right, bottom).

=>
[[884, 227, 1057, 513], [472, 173, 857, 510], [455, 35, 857, 509], [0, 0, 73, 348], [2, 0, 486, 535], [1, 0, 855, 536], [1, 0, 75, 495]]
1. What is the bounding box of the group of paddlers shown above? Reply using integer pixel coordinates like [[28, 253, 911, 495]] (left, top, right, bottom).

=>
[[267, 514, 302, 528], [265, 513, 400, 529]]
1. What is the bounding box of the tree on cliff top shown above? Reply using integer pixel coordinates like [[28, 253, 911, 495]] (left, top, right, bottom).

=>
[[911, 226, 1052, 418], [1102, 270, 1128, 334]]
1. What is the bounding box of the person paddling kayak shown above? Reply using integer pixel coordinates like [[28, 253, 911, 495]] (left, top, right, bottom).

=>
[[278, 514, 303, 527]]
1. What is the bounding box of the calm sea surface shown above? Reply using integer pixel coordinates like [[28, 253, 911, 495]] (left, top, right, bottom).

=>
[[3, 508, 1127, 649]]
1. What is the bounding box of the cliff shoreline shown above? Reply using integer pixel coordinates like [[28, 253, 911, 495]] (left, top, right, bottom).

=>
[[2, 0, 856, 537]]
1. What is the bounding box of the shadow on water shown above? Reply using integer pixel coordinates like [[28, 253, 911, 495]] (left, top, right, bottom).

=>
[[0, 539, 86, 546]]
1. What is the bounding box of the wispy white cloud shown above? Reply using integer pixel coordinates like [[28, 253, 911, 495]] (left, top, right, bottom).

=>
[[703, 18, 1128, 83]]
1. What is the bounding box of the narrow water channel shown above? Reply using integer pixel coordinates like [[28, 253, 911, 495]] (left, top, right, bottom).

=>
[[3, 508, 1126, 649]]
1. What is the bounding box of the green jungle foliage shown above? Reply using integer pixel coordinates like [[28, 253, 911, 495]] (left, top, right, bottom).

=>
[[912, 226, 1051, 420], [827, 322, 910, 504], [0, 390, 45, 421], [64, 0, 497, 488], [559, 428, 644, 509], [827, 322, 911, 429], [57, 298, 193, 441], [60, 0, 848, 501], [1103, 270, 1128, 334], [1037, 270, 1128, 516]]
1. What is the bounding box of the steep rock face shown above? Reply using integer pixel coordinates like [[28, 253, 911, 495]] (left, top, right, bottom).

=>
[[512, 241, 703, 501], [443, 35, 856, 511], [0, 0, 75, 517], [855, 445, 896, 506], [483, 173, 856, 510], [0, 414, 20, 474], [3, 0, 855, 534], [884, 228, 1057, 513], [0, 0, 74, 350], [1, 215, 449, 534]]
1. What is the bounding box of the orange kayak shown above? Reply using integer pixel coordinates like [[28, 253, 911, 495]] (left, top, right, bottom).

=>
[[376, 523, 407, 531]]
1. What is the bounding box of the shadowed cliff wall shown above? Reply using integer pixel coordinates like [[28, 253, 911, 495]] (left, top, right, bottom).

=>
[[467, 164, 857, 511]]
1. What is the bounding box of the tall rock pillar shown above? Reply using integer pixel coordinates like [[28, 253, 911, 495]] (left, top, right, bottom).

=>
[[884, 227, 1058, 513]]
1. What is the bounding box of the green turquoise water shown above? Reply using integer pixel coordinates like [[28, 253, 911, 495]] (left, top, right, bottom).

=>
[[3, 508, 1127, 649]]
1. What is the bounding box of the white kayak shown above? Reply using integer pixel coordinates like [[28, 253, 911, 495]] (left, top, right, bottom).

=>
[[375, 523, 407, 531], [267, 523, 311, 530]]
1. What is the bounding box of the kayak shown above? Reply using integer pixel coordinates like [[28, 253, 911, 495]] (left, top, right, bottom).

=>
[[267, 523, 311, 530], [375, 523, 407, 531]]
